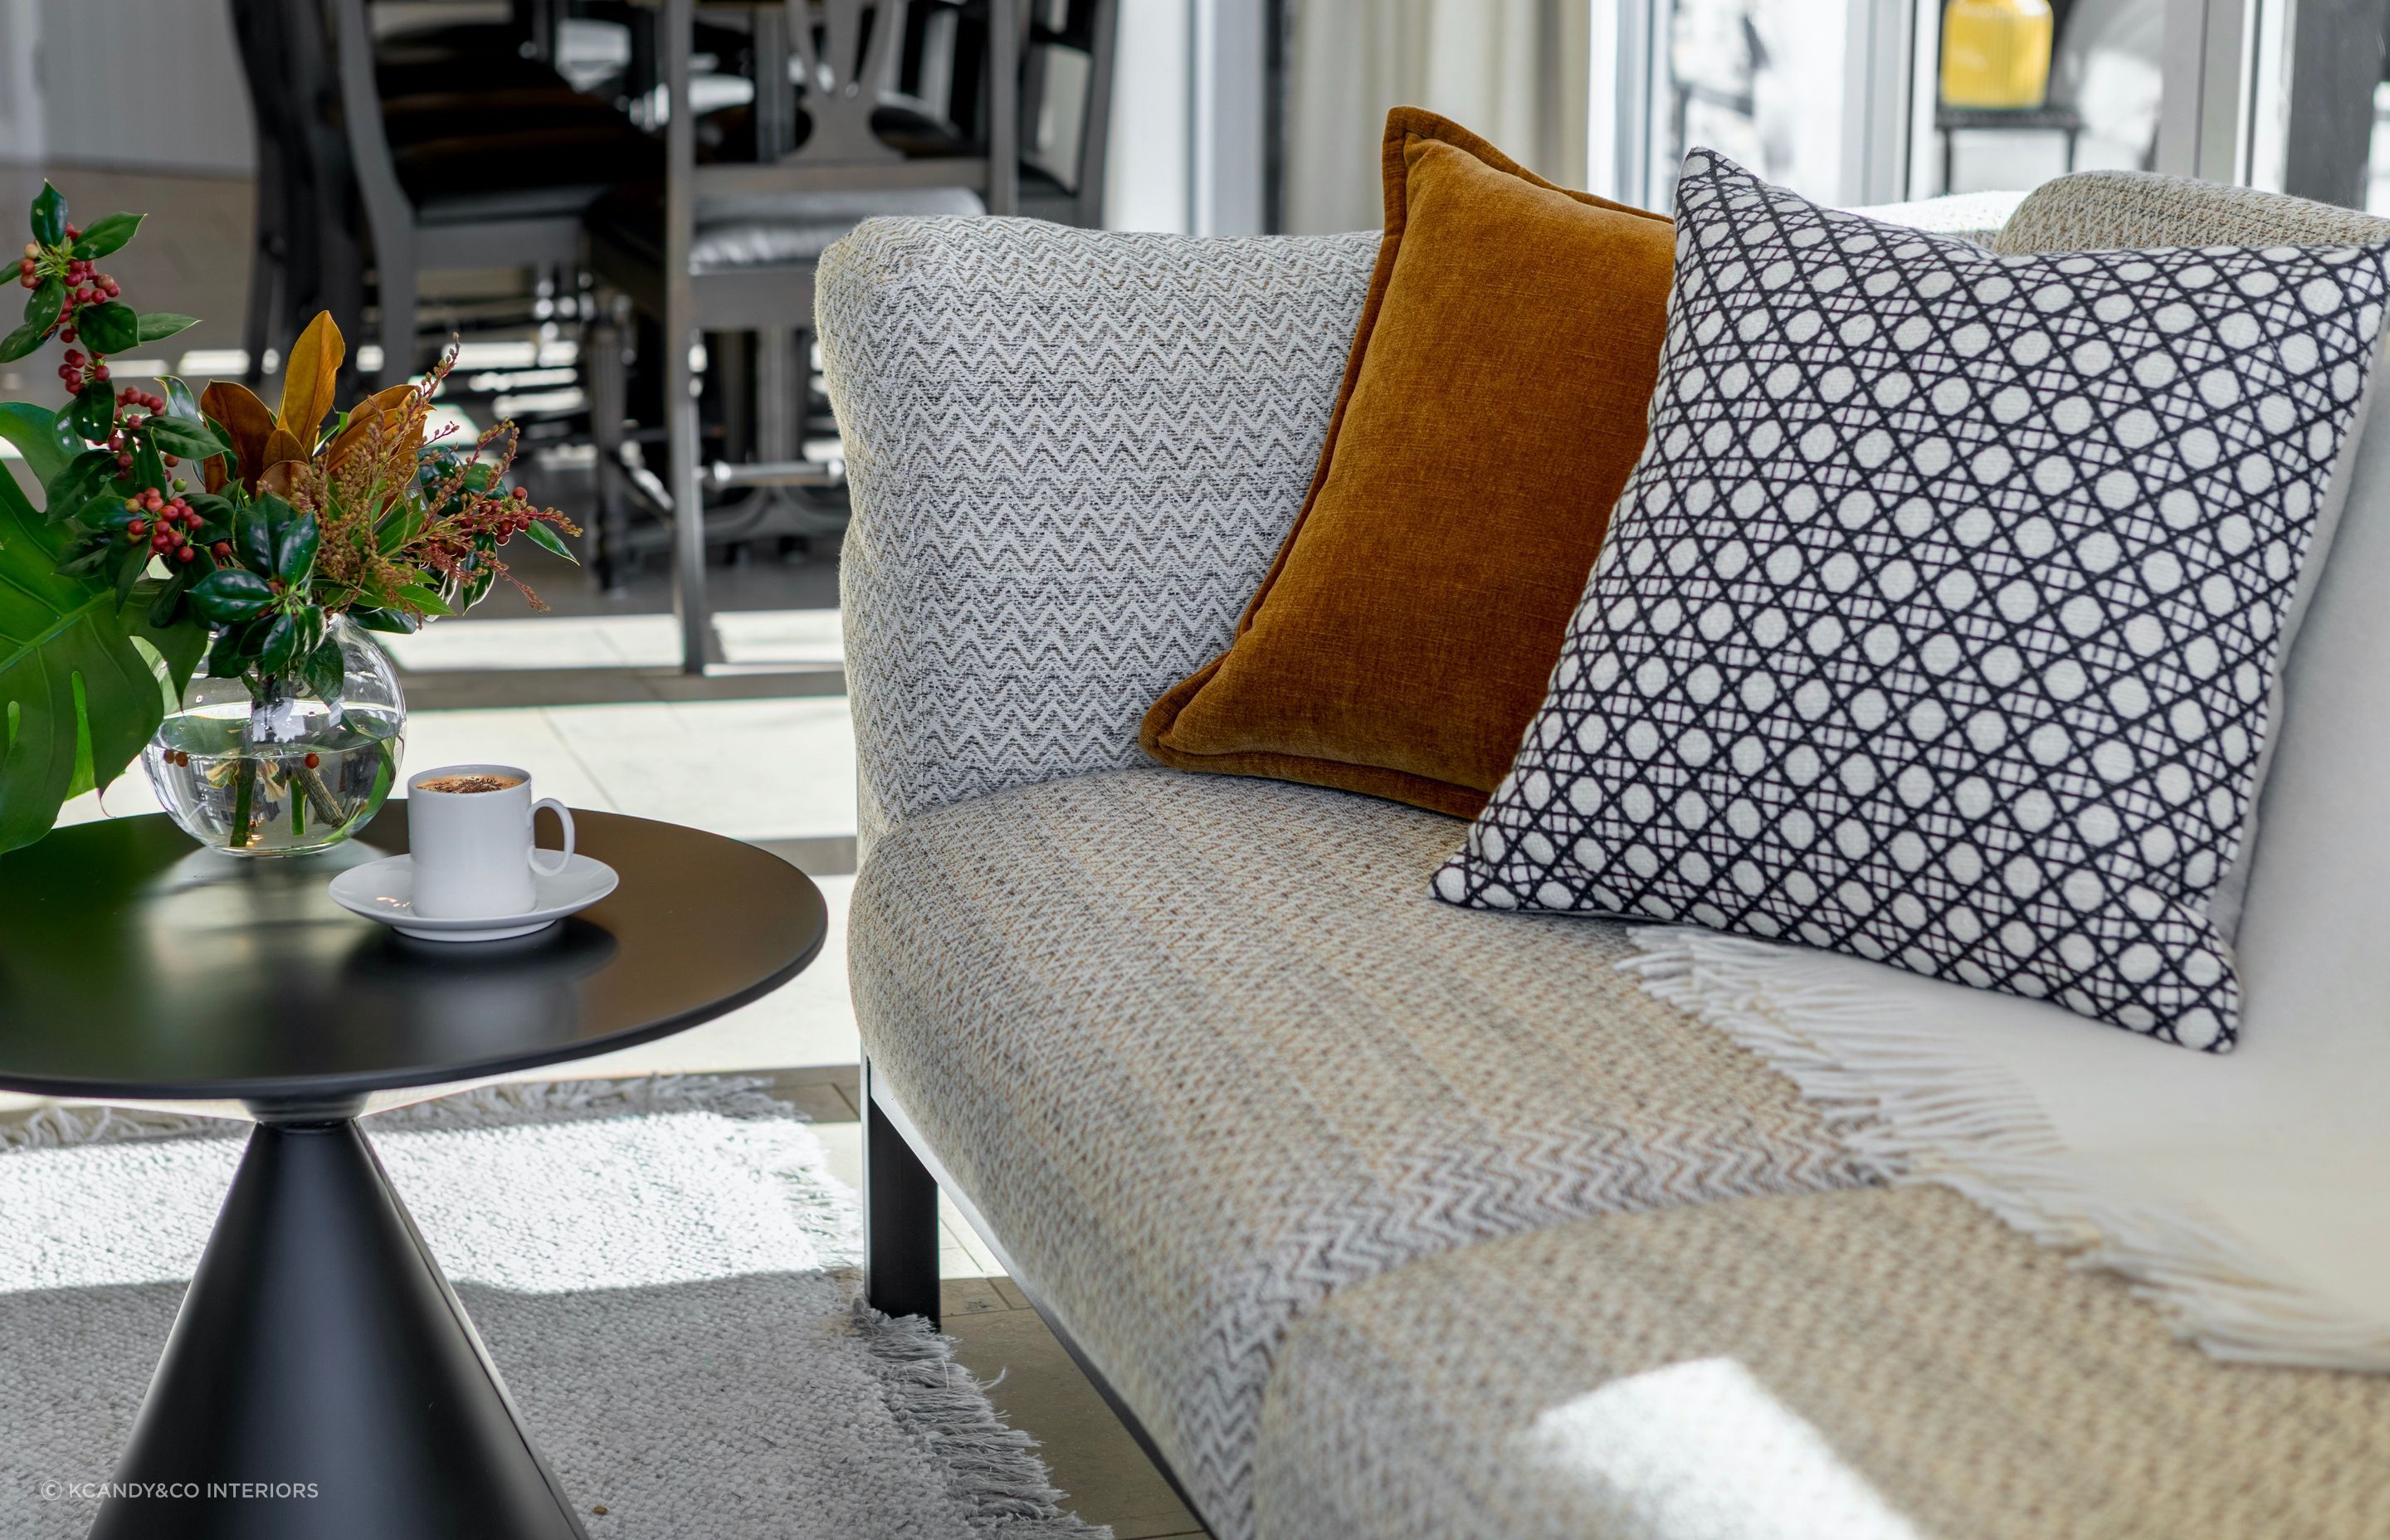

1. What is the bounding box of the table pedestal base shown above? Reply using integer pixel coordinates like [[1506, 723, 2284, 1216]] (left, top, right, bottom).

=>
[[90, 1118, 587, 1540]]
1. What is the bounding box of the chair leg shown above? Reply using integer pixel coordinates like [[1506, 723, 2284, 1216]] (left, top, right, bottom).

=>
[[376, 248, 418, 390], [667, 319, 714, 673], [586, 303, 629, 592], [862, 1061, 941, 1328]]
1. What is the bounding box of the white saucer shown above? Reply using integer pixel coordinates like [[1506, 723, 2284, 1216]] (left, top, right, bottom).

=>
[[327, 854, 620, 943]]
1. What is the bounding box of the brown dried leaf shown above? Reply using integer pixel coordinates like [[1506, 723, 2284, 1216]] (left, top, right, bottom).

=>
[[199, 379, 276, 490], [276, 310, 344, 449]]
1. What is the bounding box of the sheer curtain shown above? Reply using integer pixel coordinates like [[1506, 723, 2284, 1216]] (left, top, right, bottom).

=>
[[1282, 0, 1593, 234]]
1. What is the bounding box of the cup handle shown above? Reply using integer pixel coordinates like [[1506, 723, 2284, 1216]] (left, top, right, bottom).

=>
[[529, 798, 575, 877]]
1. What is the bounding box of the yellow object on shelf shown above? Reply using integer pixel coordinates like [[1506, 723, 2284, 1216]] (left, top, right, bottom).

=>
[[1940, 0, 2054, 110]]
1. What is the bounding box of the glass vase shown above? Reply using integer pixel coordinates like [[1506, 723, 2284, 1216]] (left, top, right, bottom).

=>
[[143, 616, 407, 857]]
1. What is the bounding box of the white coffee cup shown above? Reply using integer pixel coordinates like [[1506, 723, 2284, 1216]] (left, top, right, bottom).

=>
[[405, 763, 575, 919]]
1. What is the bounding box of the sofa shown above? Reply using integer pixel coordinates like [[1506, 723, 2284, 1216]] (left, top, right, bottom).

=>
[[820, 172, 2390, 1540]]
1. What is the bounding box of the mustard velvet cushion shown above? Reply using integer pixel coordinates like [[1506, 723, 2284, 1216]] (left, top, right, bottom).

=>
[[1139, 109, 1676, 817]]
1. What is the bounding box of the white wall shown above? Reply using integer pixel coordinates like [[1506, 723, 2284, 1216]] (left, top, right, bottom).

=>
[[2, 0, 253, 173]]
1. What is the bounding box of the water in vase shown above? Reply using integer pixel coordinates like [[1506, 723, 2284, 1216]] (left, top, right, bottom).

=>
[[144, 700, 405, 856]]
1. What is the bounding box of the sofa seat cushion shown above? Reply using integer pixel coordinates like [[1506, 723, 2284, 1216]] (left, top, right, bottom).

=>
[[848, 768, 1871, 1538], [1257, 1186, 2390, 1540]]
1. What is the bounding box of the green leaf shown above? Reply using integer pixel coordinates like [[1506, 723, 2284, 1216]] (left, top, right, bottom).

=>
[[276, 513, 319, 585], [186, 568, 273, 624], [0, 319, 46, 363], [205, 618, 260, 680], [145, 558, 201, 629], [349, 606, 421, 635], [29, 183, 66, 246], [303, 637, 345, 710], [237, 493, 295, 573], [256, 611, 301, 676], [110, 540, 147, 612], [70, 212, 141, 260], [68, 382, 113, 444], [374, 504, 424, 555], [0, 402, 73, 485], [522, 519, 578, 563], [143, 417, 226, 461], [135, 312, 198, 344], [21, 276, 61, 333], [75, 301, 138, 355], [41, 449, 115, 519], [161, 375, 202, 422], [393, 582, 456, 619], [182, 490, 234, 526]]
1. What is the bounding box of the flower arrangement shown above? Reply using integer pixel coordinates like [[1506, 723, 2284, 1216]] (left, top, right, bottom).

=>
[[0, 182, 578, 855]]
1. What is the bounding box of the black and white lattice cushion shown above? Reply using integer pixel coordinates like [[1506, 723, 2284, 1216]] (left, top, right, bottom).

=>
[[1434, 151, 2390, 1050]]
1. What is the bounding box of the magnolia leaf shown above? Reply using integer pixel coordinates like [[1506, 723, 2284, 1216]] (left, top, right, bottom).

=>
[[0, 402, 74, 485], [199, 380, 276, 491], [324, 383, 422, 469], [135, 312, 198, 344], [522, 519, 578, 563], [187, 568, 273, 624], [75, 301, 139, 355], [71, 212, 141, 260], [29, 183, 66, 246], [277, 311, 344, 449]]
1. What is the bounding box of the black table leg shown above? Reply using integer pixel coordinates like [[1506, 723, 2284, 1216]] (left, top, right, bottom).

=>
[[90, 1118, 587, 1540]]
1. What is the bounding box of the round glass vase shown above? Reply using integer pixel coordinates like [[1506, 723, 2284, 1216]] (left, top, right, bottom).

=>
[[143, 616, 407, 858]]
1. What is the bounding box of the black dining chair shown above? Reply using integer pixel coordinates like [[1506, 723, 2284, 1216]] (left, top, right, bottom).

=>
[[583, 0, 1115, 670]]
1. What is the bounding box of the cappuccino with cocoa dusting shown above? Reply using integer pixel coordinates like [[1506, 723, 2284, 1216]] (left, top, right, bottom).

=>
[[417, 772, 524, 795]]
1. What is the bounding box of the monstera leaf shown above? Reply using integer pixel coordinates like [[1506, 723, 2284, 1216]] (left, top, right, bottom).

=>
[[0, 444, 205, 853]]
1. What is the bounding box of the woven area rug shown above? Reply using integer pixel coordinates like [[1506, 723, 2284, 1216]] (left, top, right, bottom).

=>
[[0, 1076, 1104, 1539]]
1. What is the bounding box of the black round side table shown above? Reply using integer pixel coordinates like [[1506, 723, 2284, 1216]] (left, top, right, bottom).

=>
[[0, 807, 828, 1540]]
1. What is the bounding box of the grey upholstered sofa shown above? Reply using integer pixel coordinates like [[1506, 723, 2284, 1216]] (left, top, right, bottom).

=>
[[820, 175, 2390, 1540]]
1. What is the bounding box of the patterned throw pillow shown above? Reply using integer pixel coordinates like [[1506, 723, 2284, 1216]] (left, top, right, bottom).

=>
[[1435, 151, 2390, 1050]]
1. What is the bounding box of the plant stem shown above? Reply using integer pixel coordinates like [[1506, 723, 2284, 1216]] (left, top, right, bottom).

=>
[[230, 756, 255, 848]]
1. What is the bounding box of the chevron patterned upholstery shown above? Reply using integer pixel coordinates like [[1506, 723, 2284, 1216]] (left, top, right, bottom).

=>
[[847, 769, 1870, 1537], [1258, 1186, 2390, 1539], [818, 217, 1378, 850]]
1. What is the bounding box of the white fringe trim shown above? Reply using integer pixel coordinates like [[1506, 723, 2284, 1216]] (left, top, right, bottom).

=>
[[1622, 929, 2390, 1372]]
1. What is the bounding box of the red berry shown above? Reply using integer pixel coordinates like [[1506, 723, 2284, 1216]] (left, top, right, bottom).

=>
[[57, 327, 74, 344], [163, 455, 178, 469], [63, 224, 77, 240], [212, 542, 231, 559], [93, 364, 108, 381], [304, 753, 320, 769], [176, 545, 195, 563], [116, 454, 133, 470]]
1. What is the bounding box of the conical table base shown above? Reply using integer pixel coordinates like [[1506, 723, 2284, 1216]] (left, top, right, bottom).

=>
[[90, 1118, 587, 1539]]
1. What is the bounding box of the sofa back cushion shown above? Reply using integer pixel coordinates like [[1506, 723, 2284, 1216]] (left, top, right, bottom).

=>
[[1140, 110, 1677, 818]]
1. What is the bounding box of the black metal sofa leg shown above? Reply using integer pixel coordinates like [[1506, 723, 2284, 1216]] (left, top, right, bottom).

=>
[[862, 1060, 942, 1328]]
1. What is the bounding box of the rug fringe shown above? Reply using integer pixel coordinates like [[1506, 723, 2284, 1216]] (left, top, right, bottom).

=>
[[852, 1303, 1111, 1538], [1622, 930, 2390, 1371]]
